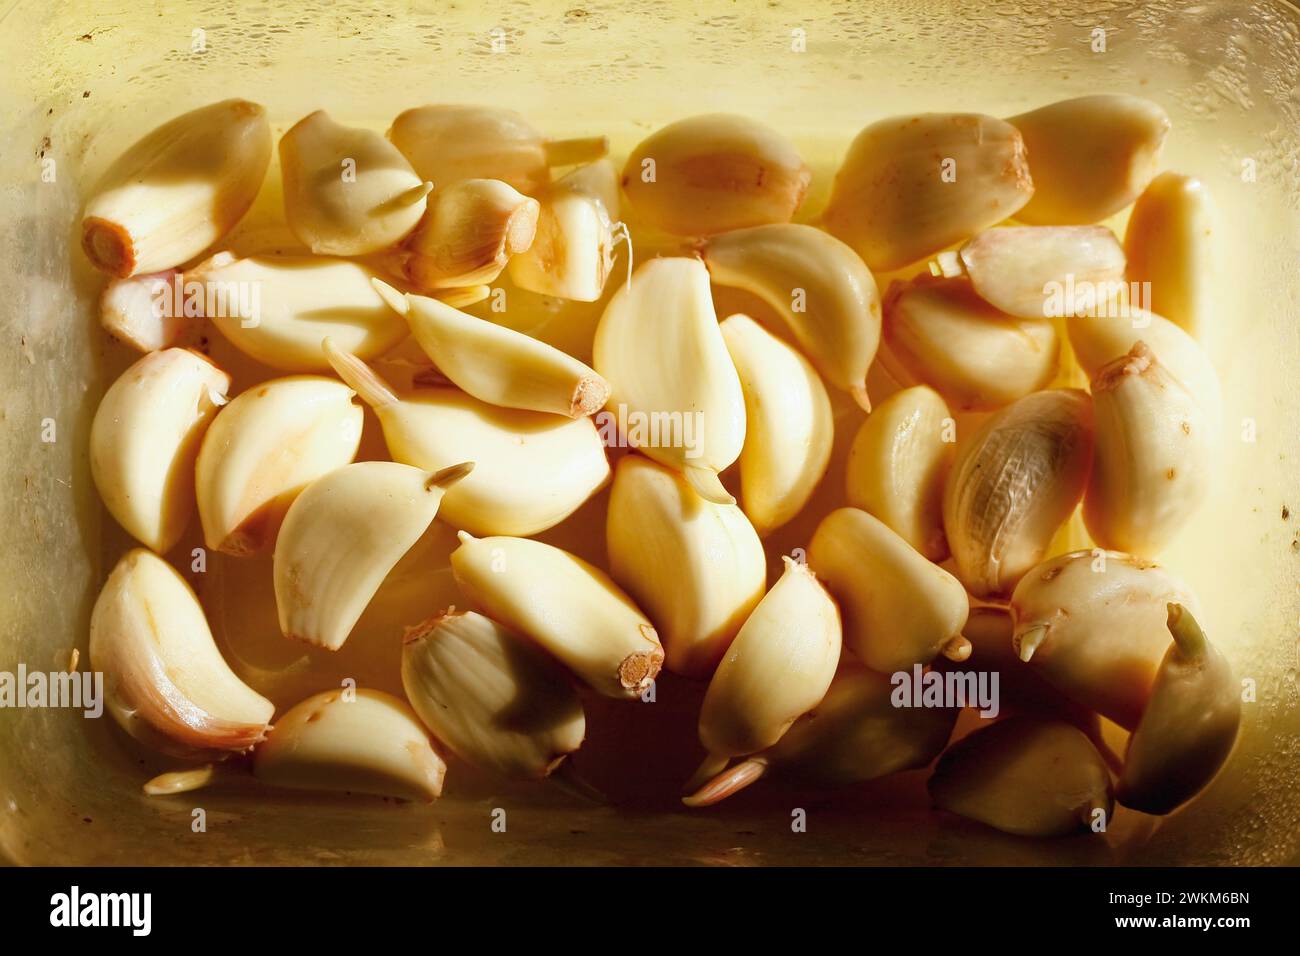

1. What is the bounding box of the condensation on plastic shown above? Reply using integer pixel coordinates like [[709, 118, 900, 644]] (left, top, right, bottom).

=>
[[0, 0, 1297, 865]]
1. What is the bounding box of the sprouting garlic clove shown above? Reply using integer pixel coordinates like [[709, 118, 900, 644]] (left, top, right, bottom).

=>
[[719, 313, 834, 536], [401, 609, 586, 780], [1008, 94, 1169, 225], [279, 109, 431, 256], [1117, 603, 1241, 815], [592, 257, 746, 504], [822, 112, 1033, 271], [195, 375, 363, 556], [606, 454, 767, 679], [809, 507, 970, 672], [450, 532, 663, 700], [942, 389, 1094, 597], [1083, 342, 1212, 555], [697, 557, 841, 758], [188, 253, 408, 372], [90, 549, 274, 757], [323, 341, 609, 536], [373, 279, 609, 418], [845, 385, 953, 562], [252, 688, 446, 801], [928, 716, 1113, 837], [100, 270, 189, 352], [91, 349, 230, 554], [81, 99, 271, 277], [699, 223, 882, 409], [1009, 548, 1200, 729], [274, 461, 473, 650], [620, 113, 810, 236]]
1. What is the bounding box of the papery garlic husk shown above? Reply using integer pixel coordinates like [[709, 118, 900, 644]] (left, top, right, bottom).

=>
[[252, 688, 445, 801], [942, 388, 1094, 596], [928, 716, 1113, 837], [809, 507, 970, 672], [1009, 548, 1200, 730], [606, 454, 766, 679], [195, 375, 363, 555], [91, 349, 229, 553], [81, 99, 271, 277], [822, 112, 1033, 271], [1009, 94, 1169, 225], [845, 384, 952, 561], [450, 532, 663, 700], [592, 257, 746, 504], [100, 270, 189, 352], [274, 461, 472, 650], [401, 609, 586, 779], [89, 548, 274, 757], [700, 223, 881, 409], [719, 313, 834, 536], [697, 557, 841, 757], [323, 341, 609, 536], [279, 109, 430, 256]]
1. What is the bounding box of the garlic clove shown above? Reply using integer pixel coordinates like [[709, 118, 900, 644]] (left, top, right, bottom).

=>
[[99, 270, 189, 352]]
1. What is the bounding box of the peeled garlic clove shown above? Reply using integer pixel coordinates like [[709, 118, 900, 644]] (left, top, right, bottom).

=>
[[397, 179, 539, 290], [508, 159, 618, 302], [195, 375, 363, 555], [401, 610, 586, 779], [1009, 549, 1199, 729], [279, 109, 430, 256], [387, 104, 607, 195], [450, 532, 663, 700], [809, 507, 970, 672], [1009, 94, 1169, 225], [91, 349, 229, 554], [1123, 172, 1218, 339], [189, 254, 407, 372], [620, 114, 810, 236], [698, 557, 841, 757], [822, 112, 1033, 271], [845, 385, 953, 561], [100, 270, 188, 352], [81, 99, 271, 277], [253, 688, 445, 801], [955, 225, 1125, 319], [700, 223, 881, 408], [90, 549, 274, 757], [1117, 603, 1240, 815], [719, 314, 833, 536], [593, 257, 746, 504], [274, 461, 472, 650], [929, 716, 1113, 837], [606, 455, 766, 679], [1083, 342, 1211, 554], [374, 280, 609, 417], [324, 342, 608, 536], [882, 277, 1059, 411], [943, 389, 1094, 597]]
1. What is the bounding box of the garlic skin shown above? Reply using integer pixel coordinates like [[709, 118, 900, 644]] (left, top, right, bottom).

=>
[[195, 375, 363, 556], [845, 385, 952, 562], [942, 389, 1094, 597], [698, 557, 841, 758], [606, 455, 766, 679], [253, 688, 446, 802], [451, 533, 663, 700], [100, 270, 188, 352], [1009, 94, 1169, 225], [279, 110, 430, 256], [401, 610, 586, 780], [700, 223, 882, 409], [90, 549, 274, 757], [809, 508, 970, 672], [90, 349, 229, 554], [81, 99, 271, 277], [822, 112, 1033, 271], [620, 113, 810, 236]]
